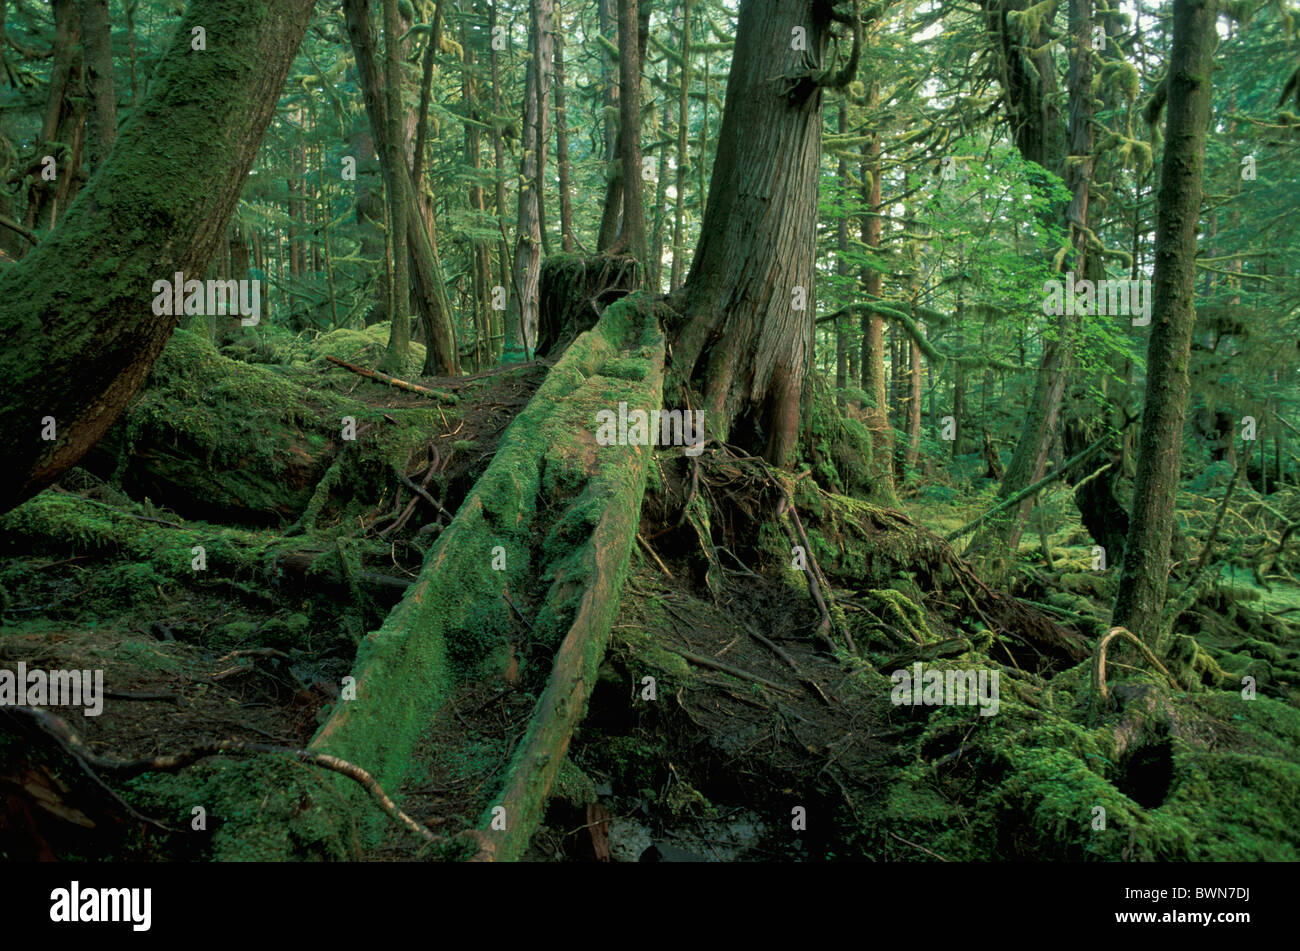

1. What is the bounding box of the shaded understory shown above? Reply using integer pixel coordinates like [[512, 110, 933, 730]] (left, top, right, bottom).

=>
[[2, 268, 1297, 861]]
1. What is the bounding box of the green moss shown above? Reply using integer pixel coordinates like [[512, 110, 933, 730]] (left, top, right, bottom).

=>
[[215, 292, 665, 859]]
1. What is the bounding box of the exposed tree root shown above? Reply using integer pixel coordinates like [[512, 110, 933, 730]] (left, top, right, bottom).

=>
[[1092, 626, 1178, 704]]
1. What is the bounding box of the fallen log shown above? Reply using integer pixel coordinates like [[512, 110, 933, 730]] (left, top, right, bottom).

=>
[[214, 292, 666, 860]]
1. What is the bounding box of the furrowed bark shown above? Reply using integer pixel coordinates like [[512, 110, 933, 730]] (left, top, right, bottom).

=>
[[670, 0, 839, 465]]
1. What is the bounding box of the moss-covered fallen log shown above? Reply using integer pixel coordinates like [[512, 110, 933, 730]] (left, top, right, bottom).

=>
[[212, 292, 666, 860], [99, 329, 455, 527]]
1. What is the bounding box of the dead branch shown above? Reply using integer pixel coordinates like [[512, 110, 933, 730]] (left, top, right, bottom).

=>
[[324, 354, 454, 401], [2, 705, 443, 847], [662, 645, 800, 696]]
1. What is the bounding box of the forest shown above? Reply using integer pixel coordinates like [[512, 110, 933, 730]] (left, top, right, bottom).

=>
[[0, 0, 1296, 864]]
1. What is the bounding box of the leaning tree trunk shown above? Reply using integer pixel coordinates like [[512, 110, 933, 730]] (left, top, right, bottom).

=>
[[670, 0, 853, 465], [1112, 0, 1216, 647], [344, 0, 460, 376], [0, 0, 317, 512]]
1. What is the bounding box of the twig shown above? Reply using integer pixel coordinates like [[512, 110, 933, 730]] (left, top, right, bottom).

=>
[[744, 623, 834, 706], [887, 829, 949, 861], [637, 533, 674, 578], [395, 467, 452, 520]]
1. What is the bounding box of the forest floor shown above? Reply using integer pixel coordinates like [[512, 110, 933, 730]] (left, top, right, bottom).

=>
[[3, 314, 1299, 862]]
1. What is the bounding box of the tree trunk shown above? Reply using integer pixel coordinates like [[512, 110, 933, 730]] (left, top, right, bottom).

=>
[[595, 0, 623, 251], [489, 0, 510, 299], [1112, 0, 1216, 647], [0, 0, 318, 510], [972, 0, 1088, 555], [553, 22, 574, 252], [26, 0, 85, 231], [905, 337, 921, 475], [76, 0, 116, 172], [668, 0, 691, 291], [858, 95, 897, 503], [504, 0, 554, 358], [670, 0, 846, 464], [344, 0, 460, 375], [616, 0, 646, 265], [379, 0, 410, 371]]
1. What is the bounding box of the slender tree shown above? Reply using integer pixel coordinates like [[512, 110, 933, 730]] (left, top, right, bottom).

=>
[[1113, 0, 1217, 647]]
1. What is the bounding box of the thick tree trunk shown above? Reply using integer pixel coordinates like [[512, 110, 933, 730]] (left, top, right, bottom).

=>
[[76, 0, 116, 172], [0, 0, 317, 510], [1113, 0, 1216, 647], [670, 0, 843, 465]]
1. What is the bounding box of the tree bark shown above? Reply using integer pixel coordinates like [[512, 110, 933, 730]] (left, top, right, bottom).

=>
[[0, 0, 318, 510], [504, 0, 554, 358], [1112, 0, 1216, 647], [76, 0, 116, 172], [553, 22, 574, 252], [616, 0, 646, 265], [670, 0, 847, 465]]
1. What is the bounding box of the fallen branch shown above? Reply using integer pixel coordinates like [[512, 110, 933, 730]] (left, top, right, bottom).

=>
[[662, 645, 800, 696], [2, 704, 442, 847], [325, 354, 454, 401], [744, 623, 834, 706], [946, 427, 1119, 542], [394, 465, 452, 521], [777, 495, 846, 652]]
